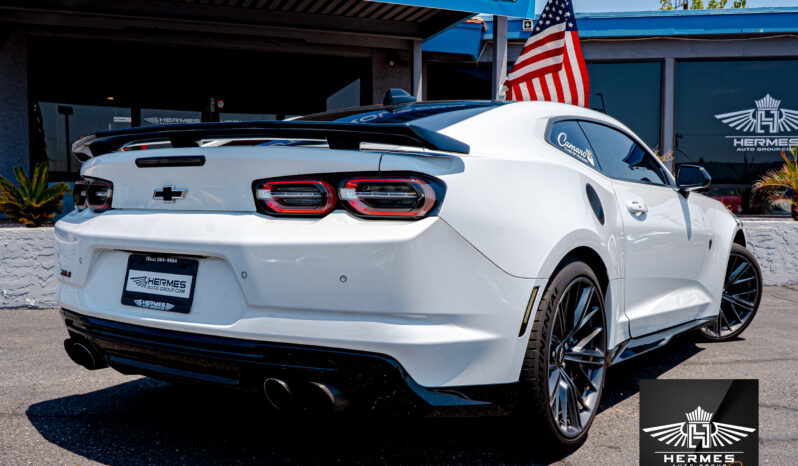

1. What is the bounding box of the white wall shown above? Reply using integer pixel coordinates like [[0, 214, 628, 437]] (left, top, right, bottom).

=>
[[744, 220, 798, 286], [0, 221, 796, 309], [0, 227, 56, 308]]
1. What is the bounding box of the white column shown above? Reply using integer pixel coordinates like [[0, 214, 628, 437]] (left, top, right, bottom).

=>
[[662, 57, 676, 171], [412, 39, 423, 100], [491, 15, 508, 100]]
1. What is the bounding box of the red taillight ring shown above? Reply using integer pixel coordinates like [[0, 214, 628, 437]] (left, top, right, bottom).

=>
[[339, 176, 436, 218], [255, 179, 337, 216]]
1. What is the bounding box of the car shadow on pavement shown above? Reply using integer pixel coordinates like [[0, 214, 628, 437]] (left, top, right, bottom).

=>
[[26, 338, 705, 465], [598, 334, 706, 413]]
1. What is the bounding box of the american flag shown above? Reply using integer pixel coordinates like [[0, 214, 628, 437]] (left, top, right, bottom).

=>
[[505, 0, 589, 107]]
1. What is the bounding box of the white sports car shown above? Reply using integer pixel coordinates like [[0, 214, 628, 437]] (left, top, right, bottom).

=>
[[56, 92, 762, 449]]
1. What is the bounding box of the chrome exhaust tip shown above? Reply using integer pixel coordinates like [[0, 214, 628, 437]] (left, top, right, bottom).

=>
[[263, 378, 295, 412], [307, 382, 350, 414], [63, 339, 104, 370]]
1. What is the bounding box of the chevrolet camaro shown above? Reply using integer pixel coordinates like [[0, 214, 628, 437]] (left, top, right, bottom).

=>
[[56, 93, 762, 449]]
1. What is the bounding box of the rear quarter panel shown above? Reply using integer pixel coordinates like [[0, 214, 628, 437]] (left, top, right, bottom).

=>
[[381, 142, 629, 347], [692, 193, 741, 320]]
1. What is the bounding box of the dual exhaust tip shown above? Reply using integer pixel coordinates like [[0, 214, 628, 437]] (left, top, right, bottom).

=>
[[263, 378, 349, 414], [63, 339, 347, 414], [63, 338, 106, 370]]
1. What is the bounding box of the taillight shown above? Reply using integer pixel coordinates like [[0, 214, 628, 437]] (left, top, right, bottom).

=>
[[85, 180, 113, 211], [254, 179, 337, 216], [73, 180, 88, 210], [339, 177, 437, 219]]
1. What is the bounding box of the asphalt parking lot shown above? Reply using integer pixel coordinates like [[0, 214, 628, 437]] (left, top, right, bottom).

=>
[[1, 286, 797, 465]]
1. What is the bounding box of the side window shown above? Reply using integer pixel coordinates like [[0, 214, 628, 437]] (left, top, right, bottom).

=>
[[578, 121, 669, 185], [546, 120, 599, 169]]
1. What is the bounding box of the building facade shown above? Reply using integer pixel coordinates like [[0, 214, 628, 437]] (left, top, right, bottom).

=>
[[425, 8, 798, 217], [0, 0, 530, 187], [2, 4, 797, 217]]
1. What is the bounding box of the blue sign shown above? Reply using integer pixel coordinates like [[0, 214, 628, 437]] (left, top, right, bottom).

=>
[[367, 0, 534, 18]]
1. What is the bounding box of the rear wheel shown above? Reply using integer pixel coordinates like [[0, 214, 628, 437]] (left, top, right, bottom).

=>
[[518, 260, 607, 451], [698, 243, 762, 341]]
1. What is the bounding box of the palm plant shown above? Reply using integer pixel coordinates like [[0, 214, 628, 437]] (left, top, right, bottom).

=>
[[753, 147, 798, 220], [0, 164, 71, 227]]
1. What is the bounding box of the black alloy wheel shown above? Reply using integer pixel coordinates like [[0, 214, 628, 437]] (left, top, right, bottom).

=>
[[699, 243, 762, 341], [519, 259, 607, 450]]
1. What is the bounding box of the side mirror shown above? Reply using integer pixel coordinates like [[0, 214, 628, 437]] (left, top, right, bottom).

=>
[[676, 164, 711, 195]]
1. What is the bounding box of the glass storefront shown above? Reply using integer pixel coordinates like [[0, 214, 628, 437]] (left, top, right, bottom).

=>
[[28, 37, 371, 180], [676, 59, 798, 216], [587, 61, 662, 150], [37, 103, 131, 173]]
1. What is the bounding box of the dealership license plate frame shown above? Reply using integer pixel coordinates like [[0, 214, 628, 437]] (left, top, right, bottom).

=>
[[121, 254, 199, 313]]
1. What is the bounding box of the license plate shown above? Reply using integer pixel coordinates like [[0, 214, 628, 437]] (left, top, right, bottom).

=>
[[121, 254, 198, 313]]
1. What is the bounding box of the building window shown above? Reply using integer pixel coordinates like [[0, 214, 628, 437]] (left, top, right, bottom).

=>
[[35, 103, 131, 178], [587, 61, 662, 151], [676, 59, 798, 216]]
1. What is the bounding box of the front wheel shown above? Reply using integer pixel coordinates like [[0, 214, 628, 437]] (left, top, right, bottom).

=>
[[517, 260, 607, 451], [698, 243, 762, 341]]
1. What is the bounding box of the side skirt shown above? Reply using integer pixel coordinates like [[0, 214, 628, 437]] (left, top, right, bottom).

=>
[[608, 317, 715, 366]]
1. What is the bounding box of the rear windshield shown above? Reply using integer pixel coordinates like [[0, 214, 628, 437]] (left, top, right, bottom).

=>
[[296, 101, 509, 132]]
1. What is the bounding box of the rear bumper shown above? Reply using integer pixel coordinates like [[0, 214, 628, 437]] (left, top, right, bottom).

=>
[[55, 209, 545, 387], [62, 308, 519, 414]]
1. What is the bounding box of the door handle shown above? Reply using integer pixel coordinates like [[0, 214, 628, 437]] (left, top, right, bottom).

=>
[[627, 201, 648, 216]]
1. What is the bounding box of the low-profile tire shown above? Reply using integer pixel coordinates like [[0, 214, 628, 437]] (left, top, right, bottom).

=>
[[517, 259, 607, 451], [697, 243, 763, 341]]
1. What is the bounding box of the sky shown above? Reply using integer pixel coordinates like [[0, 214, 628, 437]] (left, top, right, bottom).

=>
[[535, 0, 798, 13]]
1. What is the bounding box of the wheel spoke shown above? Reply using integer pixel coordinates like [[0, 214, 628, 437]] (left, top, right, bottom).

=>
[[571, 286, 594, 333], [718, 308, 730, 331], [572, 327, 602, 352], [562, 371, 588, 412], [728, 275, 755, 287], [564, 348, 605, 366], [726, 261, 750, 287], [575, 307, 599, 335], [576, 363, 599, 392], [722, 293, 755, 312], [548, 367, 561, 402], [726, 302, 743, 324], [562, 375, 584, 431], [556, 303, 568, 339], [558, 381, 569, 426]]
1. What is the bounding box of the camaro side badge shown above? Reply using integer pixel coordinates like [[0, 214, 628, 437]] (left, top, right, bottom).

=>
[[642, 406, 755, 448], [153, 186, 187, 202]]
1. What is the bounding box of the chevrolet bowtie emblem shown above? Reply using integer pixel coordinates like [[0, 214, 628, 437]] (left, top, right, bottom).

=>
[[153, 186, 187, 202]]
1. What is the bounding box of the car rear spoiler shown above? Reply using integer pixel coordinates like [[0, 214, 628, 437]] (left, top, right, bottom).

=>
[[71, 121, 470, 161]]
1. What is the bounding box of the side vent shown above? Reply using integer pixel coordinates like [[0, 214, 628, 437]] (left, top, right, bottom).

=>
[[585, 184, 605, 225]]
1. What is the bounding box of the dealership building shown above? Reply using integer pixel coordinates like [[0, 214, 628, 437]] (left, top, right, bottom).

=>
[[1, 3, 798, 216], [424, 7, 798, 217]]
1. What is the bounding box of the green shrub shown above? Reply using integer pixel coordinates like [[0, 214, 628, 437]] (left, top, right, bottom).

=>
[[0, 164, 71, 227]]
